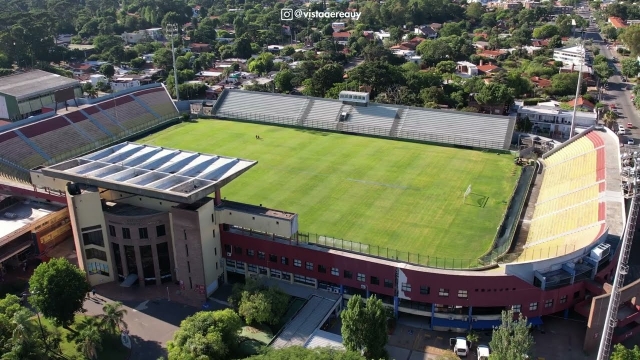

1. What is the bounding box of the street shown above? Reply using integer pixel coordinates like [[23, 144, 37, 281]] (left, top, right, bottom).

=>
[[583, 22, 640, 141]]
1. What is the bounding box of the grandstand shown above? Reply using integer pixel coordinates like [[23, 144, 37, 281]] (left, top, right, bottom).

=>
[[516, 131, 608, 261], [0, 86, 179, 183], [212, 89, 515, 150], [0, 70, 81, 121]]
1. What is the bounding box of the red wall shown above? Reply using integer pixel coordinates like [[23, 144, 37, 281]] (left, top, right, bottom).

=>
[[221, 230, 585, 318]]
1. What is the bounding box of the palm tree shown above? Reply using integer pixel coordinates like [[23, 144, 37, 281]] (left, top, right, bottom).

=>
[[75, 317, 102, 360], [99, 302, 128, 333], [86, 86, 98, 99], [603, 110, 618, 129], [10, 309, 34, 346]]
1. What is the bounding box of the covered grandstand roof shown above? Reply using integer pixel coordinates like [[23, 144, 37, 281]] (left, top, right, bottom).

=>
[[0, 70, 79, 101], [40, 142, 257, 203]]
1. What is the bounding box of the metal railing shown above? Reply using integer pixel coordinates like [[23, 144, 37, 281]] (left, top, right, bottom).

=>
[[215, 110, 508, 151]]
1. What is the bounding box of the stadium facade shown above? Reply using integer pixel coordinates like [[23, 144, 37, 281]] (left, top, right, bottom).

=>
[[0, 87, 637, 353], [0, 70, 82, 121]]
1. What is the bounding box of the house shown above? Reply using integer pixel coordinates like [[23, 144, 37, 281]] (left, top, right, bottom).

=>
[[531, 39, 550, 47], [429, 23, 442, 31], [121, 28, 163, 44], [488, 2, 522, 9], [477, 62, 503, 75], [89, 74, 108, 86], [332, 22, 346, 31], [477, 50, 507, 60], [110, 74, 153, 92], [530, 76, 552, 89], [414, 25, 438, 39], [473, 41, 490, 50], [189, 43, 211, 53], [362, 31, 375, 41], [523, 1, 542, 9], [68, 63, 94, 76], [553, 45, 588, 66], [332, 31, 351, 45], [516, 104, 597, 138], [566, 96, 595, 112], [552, 5, 573, 14], [608, 17, 627, 29], [456, 61, 478, 77], [508, 46, 543, 55], [560, 63, 594, 82]]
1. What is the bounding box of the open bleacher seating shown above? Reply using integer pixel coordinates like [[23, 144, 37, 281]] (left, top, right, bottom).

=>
[[343, 105, 397, 133], [64, 111, 110, 142], [19, 116, 91, 160], [216, 90, 309, 123], [304, 100, 344, 126], [0, 85, 178, 179], [399, 108, 511, 149], [97, 96, 157, 130], [519, 131, 606, 261], [133, 87, 179, 118]]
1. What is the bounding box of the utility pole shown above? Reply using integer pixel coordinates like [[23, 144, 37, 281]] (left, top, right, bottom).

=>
[[165, 24, 180, 101]]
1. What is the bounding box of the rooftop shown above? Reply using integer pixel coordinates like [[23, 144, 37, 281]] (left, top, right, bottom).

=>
[[219, 200, 296, 220], [0, 70, 80, 101], [0, 200, 62, 246], [103, 202, 162, 217], [40, 142, 257, 204]]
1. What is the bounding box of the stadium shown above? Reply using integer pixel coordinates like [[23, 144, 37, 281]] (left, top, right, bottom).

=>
[[0, 70, 637, 353]]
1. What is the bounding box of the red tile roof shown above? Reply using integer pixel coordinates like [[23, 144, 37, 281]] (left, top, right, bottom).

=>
[[609, 17, 627, 29], [530, 76, 552, 88], [477, 64, 499, 73], [332, 32, 351, 38], [478, 50, 506, 58], [567, 96, 595, 109]]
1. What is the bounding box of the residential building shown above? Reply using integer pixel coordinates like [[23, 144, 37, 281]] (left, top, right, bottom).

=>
[[414, 25, 438, 39], [517, 104, 597, 138], [332, 22, 346, 31], [566, 97, 596, 112], [477, 62, 503, 75], [110, 75, 153, 92], [553, 45, 588, 66], [456, 61, 478, 77], [189, 43, 212, 53], [608, 17, 627, 29], [332, 31, 351, 45], [477, 50, 507, 60], [121, 28, 163, 44]]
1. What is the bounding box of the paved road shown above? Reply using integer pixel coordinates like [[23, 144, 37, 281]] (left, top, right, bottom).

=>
[[83, 296, 198, 360]]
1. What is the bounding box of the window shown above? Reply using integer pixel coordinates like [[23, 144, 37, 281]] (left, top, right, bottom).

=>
[[212, 229, 215, 238], [529, 302, 538, 311], [573, 291, 580, 299], [294, 259, 302, 267], [82, 230, 105, 247], [384, 279, 393, 288], [248, 264, 257, 273], [331, 267, 339, 276], [438, 288, 449, 297], [318, 265, 326, 273], [224, 244, 231, 253], [122, 227, 131, 239], [85, 248, 107, 261], [258, 251, 265, 260], [235, 246, 243, 255], [545, 299, 553, 308], [306, 261, 313, 270], [281, 257, 289, 265], [185, 244, 189, 257], [401, 283, 411, 292], [138, 227, 148, 239], [344, 270, 352, 279], [187, 261, 191, 273], [156, 224, 166, 237], [214, 247, 217, 256], [370, 276, 379, 285], [269, 254, 277, 262], [108, 225, 116, 237], [458, 290, 468, 299], [512, 304, 521, 313], [247, 249, 254, 257], [357, 273, 365, 282], [420, 286, 430, 295], [560, 295, 568, 304]]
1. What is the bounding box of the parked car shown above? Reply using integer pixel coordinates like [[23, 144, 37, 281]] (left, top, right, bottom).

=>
[[628, 138, 635, 145], [627, 123, 634, 129]]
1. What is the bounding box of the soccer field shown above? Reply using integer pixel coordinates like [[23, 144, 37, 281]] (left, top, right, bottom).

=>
[[140, 120, 518, 263]]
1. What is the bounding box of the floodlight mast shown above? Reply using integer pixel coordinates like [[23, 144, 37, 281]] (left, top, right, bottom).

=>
[[165, 24, 180, 101]]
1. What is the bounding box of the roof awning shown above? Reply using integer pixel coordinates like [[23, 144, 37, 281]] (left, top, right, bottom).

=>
[[0, 237, 33, 263]]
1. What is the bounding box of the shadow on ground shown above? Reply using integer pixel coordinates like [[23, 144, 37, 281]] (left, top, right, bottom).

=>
[[130, 334, 166, 360]]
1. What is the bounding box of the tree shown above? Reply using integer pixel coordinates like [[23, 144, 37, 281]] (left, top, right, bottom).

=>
[[475, 83, 513, 106], [611, 344, 640, 360], [248, 346, 366, 359], [99, 63, 115, 79], [620, 24, 640, 56], [248, 52, 275, 75], [305, 63, 345, 98], [489, 309, 534, 360], [167, 309, 242, 360], [550, 72, 585, 97], [153, 47, 174, 71], [0, 294, 49, 360], [75, 317, 102, 360], [274, 69, 295, 92], [341, 295, 388, 359], [603, 110, 619, 129], [235, 281, 289, 326], [621, 58, 640, 79], [99, 302, 127, 334], [532, 24, 559, 39], [436, 60, 457, 75], [29, 258, 90, 327]]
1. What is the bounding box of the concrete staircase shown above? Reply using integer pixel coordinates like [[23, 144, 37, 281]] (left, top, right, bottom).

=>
[[390, 108, 408, 137], [298, 99, 314, 125]]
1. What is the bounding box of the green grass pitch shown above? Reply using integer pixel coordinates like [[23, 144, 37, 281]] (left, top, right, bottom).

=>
[[140, 120, 518, 262]]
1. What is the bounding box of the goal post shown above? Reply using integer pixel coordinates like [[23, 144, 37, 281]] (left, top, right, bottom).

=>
[[463, 184, 472, 203]]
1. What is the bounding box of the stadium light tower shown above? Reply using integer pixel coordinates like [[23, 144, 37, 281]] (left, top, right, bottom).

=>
[[165, 23, 180, 101]]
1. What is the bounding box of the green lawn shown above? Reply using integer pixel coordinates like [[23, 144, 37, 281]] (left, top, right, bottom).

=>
[[35, 314, 128, 360], [140, 120, 518, 264]]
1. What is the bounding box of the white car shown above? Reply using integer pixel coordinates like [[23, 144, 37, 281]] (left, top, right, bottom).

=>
[[628, 138, 635, 145]]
